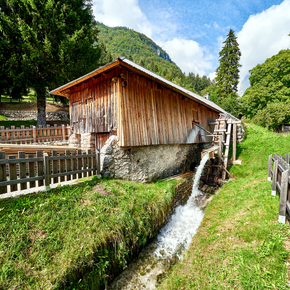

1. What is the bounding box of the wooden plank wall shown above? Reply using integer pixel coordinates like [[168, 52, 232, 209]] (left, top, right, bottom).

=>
[[70, 68, 119, 134], [118, 68, 219, 147], [69, 66, 219, 147]]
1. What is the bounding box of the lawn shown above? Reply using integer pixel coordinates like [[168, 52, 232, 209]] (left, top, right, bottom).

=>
[[0, 177, 178, 289], [158, 123, 290, 289]]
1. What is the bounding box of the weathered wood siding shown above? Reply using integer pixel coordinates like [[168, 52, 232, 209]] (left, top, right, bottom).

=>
[[117, 68, 218, 147], [69, 68, 119, 135], [69, 66, 218, 147]]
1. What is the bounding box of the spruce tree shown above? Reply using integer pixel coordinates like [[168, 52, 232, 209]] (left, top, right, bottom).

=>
[[0, 0, 101, 125], [215, 29, 241, 103]]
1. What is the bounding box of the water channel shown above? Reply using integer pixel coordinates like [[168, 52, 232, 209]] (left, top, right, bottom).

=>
[[109, 153, 209, 289]]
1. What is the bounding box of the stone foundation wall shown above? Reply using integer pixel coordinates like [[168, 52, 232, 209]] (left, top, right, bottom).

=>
[[100, 135, 203, 182], [81, 133, 95, 151], [0, 110, 69, 121]]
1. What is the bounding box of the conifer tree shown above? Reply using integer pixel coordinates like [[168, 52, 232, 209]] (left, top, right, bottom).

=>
[[215, 29, 241, 102], [0, 0, 101, 125]]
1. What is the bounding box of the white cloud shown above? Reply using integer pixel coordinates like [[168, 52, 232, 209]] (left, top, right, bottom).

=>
[[93, 0, 153, 37], [158, 38, 214, 76], [214, 22, 219, 29], [238, 0, 290, 82], [208, 72, 216, 81]]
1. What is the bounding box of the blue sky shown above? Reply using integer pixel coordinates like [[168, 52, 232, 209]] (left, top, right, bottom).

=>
[[93, 0, 290, 89]]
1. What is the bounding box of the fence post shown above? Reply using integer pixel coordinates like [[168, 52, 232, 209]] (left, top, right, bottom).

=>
[[62, 125, 66, 140], [0, 152, 7, 194], [279, 169, 289, 224], [268, 154, 272, 181], [272, 159, 278, 196], [44, 153, 50, 192], [33, 126, 37, 143], [286, 153, 289, 164]]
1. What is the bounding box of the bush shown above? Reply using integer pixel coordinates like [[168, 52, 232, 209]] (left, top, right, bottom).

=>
[[252, 101, 290, 130]]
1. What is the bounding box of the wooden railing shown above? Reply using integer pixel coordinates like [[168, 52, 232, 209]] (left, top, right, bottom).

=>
[[0, 149, 100, 195], [0, 124, 71, 144], [268, 153, 290, 223]]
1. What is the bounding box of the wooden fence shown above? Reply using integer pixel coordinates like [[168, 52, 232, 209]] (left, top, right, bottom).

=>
[[0, 149, 100, 195], [0, 124, 70, 144], [268, 153, 290, 223]]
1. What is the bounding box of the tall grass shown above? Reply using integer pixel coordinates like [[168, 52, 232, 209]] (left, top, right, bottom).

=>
[[158, 123, 290, 289]]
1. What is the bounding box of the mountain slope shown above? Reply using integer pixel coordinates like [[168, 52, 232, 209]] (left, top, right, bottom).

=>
[[96, 22, 213, 95]]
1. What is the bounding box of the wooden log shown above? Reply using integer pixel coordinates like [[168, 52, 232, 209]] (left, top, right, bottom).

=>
[[52, 151, 58, 184], [59, 153, 65, 182], [272, 159, 278, 196], [65, 150, 71, 181], [44, 153, 50, 192], [268, 154, 272, 181], [37, 151, 44, 187], [9, 155, 17, 192], [18, 151, 27, 190], [279, 169, 289, 223], [28, 154, 36, 188], [0, 152, 7, 194]]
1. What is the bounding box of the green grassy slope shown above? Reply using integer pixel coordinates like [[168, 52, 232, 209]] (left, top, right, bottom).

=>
[[0, 177, 179, 289], [158, 123, 290, 289]]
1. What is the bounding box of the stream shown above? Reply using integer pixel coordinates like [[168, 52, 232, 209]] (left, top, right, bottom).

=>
[[109, 153, 209, 289]]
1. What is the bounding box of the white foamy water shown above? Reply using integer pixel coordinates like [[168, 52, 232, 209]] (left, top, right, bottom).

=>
[[110, 153, 209, 290], [154, 152, 208, 259]]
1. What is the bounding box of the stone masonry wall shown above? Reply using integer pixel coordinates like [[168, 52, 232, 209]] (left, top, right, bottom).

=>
[[100, 135, 203, 182], [0, 110, 69, 121]]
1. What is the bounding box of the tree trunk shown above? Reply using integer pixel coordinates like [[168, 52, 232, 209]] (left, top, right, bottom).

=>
[[36, 89, 47, 126]]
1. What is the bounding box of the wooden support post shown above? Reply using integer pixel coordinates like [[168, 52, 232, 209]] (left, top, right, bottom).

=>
[[44, 153, 50, 192], [233, 123, 237, 162], [286, 153, 289, 164], [62, 124, 66, 140], [18, 151, 27, 190], [9, 155, 17, 192], [272, 159, 278, 196], [279, 169, 289, 223], [268, 154, 272, 181], [52, 151, 58, 184], [65, 150, 71, 181], [218, 135, 222, 157], [28, 154, 36, 188], [37, 151, 44, 187], [0, 152, 7, 194]]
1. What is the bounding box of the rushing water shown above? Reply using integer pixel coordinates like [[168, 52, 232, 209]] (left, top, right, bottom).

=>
[[110, 153, 209, 290]]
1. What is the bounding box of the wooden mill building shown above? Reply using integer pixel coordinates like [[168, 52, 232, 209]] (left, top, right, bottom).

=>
[[50, 57, 226, 151]]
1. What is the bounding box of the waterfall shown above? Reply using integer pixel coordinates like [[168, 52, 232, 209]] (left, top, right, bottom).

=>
[[154, 152, 208, 259], [110, 153, 209, 290]]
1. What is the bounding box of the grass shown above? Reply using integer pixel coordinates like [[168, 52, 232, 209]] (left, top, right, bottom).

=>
[[158, 123, 290, 289], [0, 120, 37, 128], [0, 115, 8, 121], [0, 176, 179, 289]]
